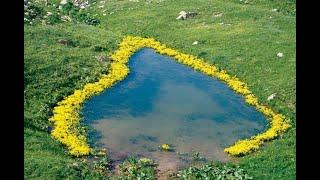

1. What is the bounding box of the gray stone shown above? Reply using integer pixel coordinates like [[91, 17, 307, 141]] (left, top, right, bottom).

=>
[[267, 93, 276, 101], [277, 52, 284, 58], [61, 15, 72, 22], [176, 11, 197, 20], [60, 0, 67, 5], [58, 39, 75, 47]]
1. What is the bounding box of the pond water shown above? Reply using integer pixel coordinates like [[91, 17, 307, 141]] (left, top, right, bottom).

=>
[[82, 48, 266, 171]]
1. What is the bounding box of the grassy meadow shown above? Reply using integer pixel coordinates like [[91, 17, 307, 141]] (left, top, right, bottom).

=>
[[24, 0, 296, 179]]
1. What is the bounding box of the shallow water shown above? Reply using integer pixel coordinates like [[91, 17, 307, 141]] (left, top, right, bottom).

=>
[[82, 48, 266, 171]]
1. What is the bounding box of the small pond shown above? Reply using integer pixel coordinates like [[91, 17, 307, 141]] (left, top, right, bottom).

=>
[[82, 48, 266, 171]]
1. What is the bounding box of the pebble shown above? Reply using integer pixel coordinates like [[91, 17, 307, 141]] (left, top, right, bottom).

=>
[[267, 93, 276, 101], [277, 52, 284, 58]]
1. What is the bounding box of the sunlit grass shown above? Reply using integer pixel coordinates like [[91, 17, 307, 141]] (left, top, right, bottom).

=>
[[24, 0, 295, 179]]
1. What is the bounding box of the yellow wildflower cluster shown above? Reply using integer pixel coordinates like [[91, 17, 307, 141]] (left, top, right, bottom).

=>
[[49, 62, 129, 156], [49, 36, 290, 157], [160, 144, 171, 151], [97, 151, 106, 156], [224, 114, 290, 156]]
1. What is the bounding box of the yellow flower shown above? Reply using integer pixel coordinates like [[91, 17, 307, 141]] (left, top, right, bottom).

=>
[[139, 158, 153, 164], [161, 144, 171, 151], [97, 151, 106, 156]]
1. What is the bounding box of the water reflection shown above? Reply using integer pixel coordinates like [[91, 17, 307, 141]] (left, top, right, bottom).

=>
[[83, 48, 266, 171]]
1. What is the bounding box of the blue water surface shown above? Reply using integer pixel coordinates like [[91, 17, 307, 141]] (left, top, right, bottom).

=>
[[82, 48, 266, 170]]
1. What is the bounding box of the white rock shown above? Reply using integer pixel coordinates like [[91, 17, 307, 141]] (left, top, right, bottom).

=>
[[176, 11, 197, 20], [213, 13, 223, 17], [46, 12, 52, 16], [60, 0, 67, 5], [272, 9, 278, 12], [267, 93, 276, 101], [277, 52, 284, 57], [192, 41, 198, 45], [176, 14, 186, 20], [61, 15, 71, 21], [103, 14, 106, 16], [80, 5, 86, 9], [73, 0, 81, 4]]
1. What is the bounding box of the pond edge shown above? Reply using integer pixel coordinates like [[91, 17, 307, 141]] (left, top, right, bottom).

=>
[[49, 36, 290, 157]]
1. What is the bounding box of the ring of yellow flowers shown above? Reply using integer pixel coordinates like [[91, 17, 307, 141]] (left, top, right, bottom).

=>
[[49, 36, 290, 157]]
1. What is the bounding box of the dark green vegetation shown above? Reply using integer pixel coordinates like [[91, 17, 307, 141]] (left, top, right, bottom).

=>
[[176, 161, 252, 180], [24, 0, 295, 179]]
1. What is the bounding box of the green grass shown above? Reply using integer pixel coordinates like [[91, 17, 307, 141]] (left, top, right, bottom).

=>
[[24, 24, 121, 179], [25, 0, 295, 179]]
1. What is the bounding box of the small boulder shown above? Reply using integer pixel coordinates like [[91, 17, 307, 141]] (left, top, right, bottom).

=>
[[73, 0, 81, 4], [277, 52, 284, 58], [267, 93, 276, 101], [176, 11, 197, 20], [192, 41, 198, 45], [61, 15, 71, 22], [60, 0, 68, 5], [58, 39, 75, 47]]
